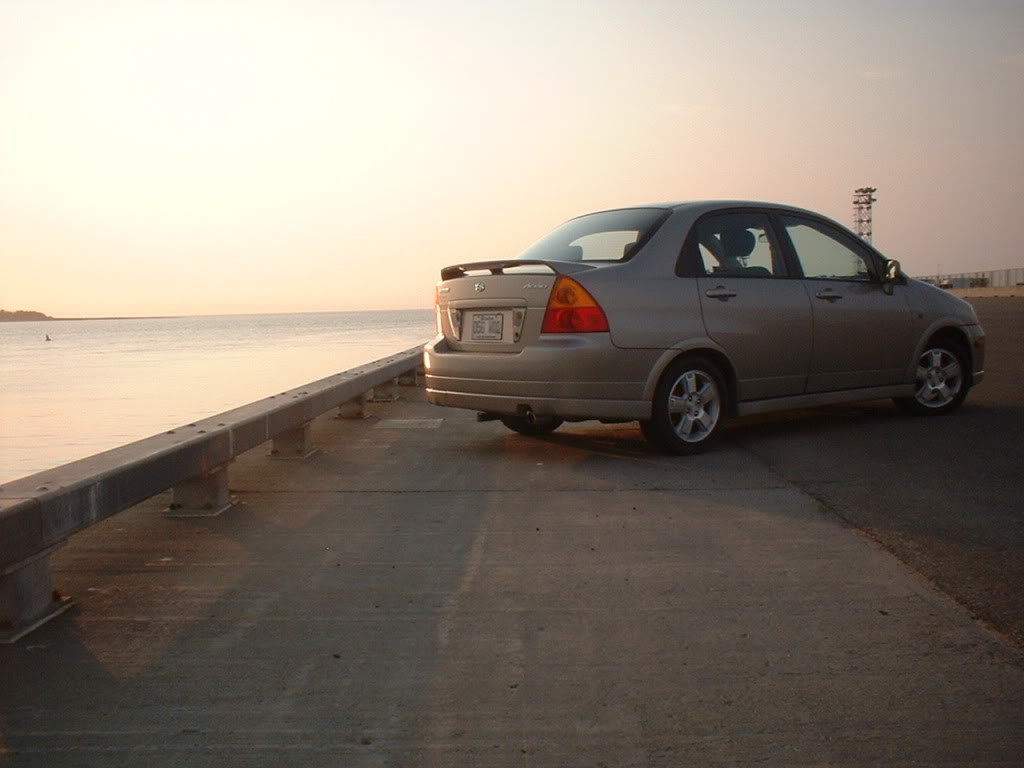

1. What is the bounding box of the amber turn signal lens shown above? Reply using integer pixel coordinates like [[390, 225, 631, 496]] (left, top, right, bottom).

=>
[[541, 276, 609, 333]]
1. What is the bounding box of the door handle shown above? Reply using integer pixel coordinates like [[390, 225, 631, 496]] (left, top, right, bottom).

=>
[[815, 290, 843, 302], [705, 287, 737, 301]]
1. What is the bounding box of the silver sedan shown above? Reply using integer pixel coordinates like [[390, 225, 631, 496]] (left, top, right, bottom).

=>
[[424, 201, 986, 453]]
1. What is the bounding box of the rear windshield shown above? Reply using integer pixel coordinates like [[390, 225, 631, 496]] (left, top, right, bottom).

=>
[[515, 208, 669, 263]]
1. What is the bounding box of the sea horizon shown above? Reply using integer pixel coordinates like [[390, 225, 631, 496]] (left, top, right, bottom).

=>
[[2, 306, 434, 322]]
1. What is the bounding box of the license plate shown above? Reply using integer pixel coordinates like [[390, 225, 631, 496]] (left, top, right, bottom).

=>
[[471, 312, 504, 341]]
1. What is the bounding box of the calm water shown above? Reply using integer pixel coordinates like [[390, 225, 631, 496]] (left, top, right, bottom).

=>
[[0, 310, 434, 483]]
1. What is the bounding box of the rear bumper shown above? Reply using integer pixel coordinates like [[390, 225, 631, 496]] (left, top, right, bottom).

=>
[[425, 388, 651, 421], [423, 334, 658, 420]]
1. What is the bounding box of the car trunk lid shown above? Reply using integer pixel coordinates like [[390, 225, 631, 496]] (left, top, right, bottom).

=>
[[435, 260, 597, 352]]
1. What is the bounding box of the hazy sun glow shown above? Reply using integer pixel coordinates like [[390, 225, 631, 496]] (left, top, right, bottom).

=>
[[2, 0, 1022, 316]]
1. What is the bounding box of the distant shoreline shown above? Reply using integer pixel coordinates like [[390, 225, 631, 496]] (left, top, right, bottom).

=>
[[0, 310, 56, 322]]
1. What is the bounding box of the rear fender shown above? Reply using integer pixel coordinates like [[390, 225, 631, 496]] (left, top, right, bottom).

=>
[[642, 339, 734, 402]]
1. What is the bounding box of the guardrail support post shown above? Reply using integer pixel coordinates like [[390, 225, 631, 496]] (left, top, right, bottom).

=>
[[1, 545, 73, 643], [165, 464, 235, 517], [369, 379, 399, 403], [268, 422, 317, 460], [336, 393, 369, 420]]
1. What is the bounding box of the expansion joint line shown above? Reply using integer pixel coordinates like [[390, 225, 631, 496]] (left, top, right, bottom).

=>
[[230, 486, 788, 495]]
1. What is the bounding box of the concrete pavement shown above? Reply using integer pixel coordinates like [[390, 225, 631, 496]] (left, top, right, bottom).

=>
[[731, 297, 1024, 648], [2, 380, 1022, 765]]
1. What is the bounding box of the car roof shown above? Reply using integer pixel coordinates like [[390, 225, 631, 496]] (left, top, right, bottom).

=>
[[625, 200, 827, 217], [568, 200, 852, 235]]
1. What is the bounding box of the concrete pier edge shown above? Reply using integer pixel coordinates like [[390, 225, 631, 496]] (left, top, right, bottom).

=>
[[0, 346, 423, 641]]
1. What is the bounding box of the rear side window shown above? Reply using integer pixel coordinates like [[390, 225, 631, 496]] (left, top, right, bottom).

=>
[[695, 212, 786, 277], [515, 208, 668, 263]]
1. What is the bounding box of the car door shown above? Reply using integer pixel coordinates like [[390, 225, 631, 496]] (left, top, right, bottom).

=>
[[693, 211, 813, 401], [777, 213, 916, 392]]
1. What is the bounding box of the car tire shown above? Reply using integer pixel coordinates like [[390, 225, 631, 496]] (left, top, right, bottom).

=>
[[643, 356, 728, 454], [894, 341, 970, 416], [499, 415, 564, 436]]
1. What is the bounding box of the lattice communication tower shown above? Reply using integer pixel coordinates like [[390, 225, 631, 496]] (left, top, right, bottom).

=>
[[852, 187, 877, 242]]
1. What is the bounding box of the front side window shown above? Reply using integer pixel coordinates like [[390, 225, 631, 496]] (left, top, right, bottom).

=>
[[696, 212, 785, 277], [781, 216, 873, 281], [516, 208, 668, 263]]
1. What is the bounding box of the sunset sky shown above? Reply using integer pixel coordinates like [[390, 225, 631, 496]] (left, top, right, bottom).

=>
[[1, 0, 1022, 317]]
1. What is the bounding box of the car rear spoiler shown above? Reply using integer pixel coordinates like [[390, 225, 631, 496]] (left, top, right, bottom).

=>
[[440, 259, 597, 281]]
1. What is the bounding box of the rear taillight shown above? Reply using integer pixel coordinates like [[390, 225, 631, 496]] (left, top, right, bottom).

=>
[[541, 276, 609, 333]]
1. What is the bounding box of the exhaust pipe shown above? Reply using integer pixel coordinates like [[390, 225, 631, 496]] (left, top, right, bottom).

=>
[[516, 405, 537, 425]]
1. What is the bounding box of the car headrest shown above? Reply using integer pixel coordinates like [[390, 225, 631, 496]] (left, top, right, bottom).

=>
[[720, 228, 756, 260]]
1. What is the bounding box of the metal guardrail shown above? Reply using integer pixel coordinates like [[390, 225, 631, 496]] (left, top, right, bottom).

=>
[[0, 346, 424, 642], [916, 267, 1024, 289]]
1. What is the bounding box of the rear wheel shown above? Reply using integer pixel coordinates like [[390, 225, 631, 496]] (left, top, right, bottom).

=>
[[894, 342, 970, 416], [500, 415, 564, 436], [642, 356, 728, 454]]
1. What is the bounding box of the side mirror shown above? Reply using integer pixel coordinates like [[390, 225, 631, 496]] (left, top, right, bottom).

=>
[[881, 259, 902, 295]]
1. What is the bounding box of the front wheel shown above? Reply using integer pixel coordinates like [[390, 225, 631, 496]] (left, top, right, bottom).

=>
[[894, 342, 970, 416], [500, 415, 563, 436], [642, 356, 728, 454]]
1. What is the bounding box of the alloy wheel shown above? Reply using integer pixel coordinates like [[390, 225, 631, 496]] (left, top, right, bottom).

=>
[[666, 369, 722, 443], [913, 348, 963, 409]]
